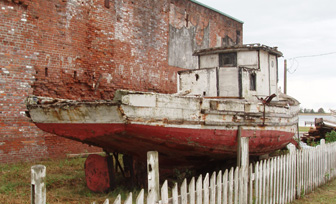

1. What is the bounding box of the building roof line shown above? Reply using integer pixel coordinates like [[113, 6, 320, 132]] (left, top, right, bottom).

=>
[[189, 0, 244, 24]]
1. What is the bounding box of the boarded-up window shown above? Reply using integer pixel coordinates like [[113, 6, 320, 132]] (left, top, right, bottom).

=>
[[250, 72, 256, 91], [219, 53, 237, 67]]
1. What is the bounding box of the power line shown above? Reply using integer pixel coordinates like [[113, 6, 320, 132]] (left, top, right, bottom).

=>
[[286, 51, 336, 74], [288, 51, 336, 60]]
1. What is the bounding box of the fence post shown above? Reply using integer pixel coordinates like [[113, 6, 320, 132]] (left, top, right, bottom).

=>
[[31, 165, 46, 204], [147, 151, 160, 203], [240, 137, 249, 204]]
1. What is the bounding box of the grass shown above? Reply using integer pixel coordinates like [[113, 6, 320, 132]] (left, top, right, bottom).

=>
[[0, 157, 139, 204], [2, 156, 336, 203], [299, 126, 312, 133], [292, 179, 336, 204]]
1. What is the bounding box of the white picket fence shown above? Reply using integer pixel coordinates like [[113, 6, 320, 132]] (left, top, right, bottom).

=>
[[31, 140, 336, 204], [93, 140, 336, 204]]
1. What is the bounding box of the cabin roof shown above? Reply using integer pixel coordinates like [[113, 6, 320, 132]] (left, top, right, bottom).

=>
[[193, 43, 283, 57]]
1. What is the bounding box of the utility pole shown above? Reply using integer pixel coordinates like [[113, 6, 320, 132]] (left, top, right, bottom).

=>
[[284, 59, 287, 94]]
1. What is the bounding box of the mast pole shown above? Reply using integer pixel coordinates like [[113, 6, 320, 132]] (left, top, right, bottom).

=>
[[284, 59, 287, 94]]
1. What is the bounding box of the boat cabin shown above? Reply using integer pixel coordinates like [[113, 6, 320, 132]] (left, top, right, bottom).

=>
[[177, 44, 283, 101]]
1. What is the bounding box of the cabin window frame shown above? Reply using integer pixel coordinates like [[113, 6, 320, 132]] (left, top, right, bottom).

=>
[[219, 52, 237, 67], [250, 72, 257, 91]]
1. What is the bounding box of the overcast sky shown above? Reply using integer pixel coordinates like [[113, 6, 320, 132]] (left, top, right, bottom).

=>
[[197, 0, 336, 112]]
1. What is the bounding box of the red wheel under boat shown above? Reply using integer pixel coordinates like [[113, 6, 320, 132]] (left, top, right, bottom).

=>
[[84, 154, 111, 192]]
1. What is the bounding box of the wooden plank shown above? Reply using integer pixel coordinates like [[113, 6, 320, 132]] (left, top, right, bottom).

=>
[[31, 165, 46, 204], [189, 177, 196, 204], [223, 169, 228, 204], [249, 164, 253, 204], [296, 150, 302, 199], [265, 159, 269, 204], [210, 172, 216, 204], [147, 151, 160, 202], [269, 158, 274, 204], [303, 149, 307, 195], [136, 189, 144, 204], [217, 170, 222, 204], [103, 199, 109, 204], [292, 149, 296, 202], [288, 152, 292, 203], [234, 167, 239, 204], [237, 126, 242, 167], [147, 191, 156, 204], [262, 160, 266, 204], [228, 167, 234, 204], [125, 193, 132, 204], [113, 195, 121, 204], [278, 156, 283, 204], [161, 181, 168, 204], [284, 154, 288, 203], [239, 168, 243, 204], [273, 157, 278, 204], [204, 173, 210, 204], [172, 183, 178, 204], [196, 175, 203, 204], [181, 179, 188, 204], [254, 162, 259, 204], [310, 149, 313, 192], [241, 137, 249, 204]]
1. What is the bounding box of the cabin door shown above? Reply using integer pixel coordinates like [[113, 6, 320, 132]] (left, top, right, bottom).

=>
[[218, 67, 239, 97]]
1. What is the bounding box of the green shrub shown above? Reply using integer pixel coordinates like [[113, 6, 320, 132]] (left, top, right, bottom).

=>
[[325, 130, 336, 143]]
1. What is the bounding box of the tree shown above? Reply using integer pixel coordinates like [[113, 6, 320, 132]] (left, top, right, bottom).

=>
[[318, 108, 325, 113], [310, 109, 315, 113]]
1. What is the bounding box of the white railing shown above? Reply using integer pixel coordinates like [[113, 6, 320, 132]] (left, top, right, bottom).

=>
[[31, 139, 336, 204]]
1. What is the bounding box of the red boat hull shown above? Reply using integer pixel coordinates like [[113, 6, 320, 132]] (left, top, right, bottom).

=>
[[36, 123, 295, 166]]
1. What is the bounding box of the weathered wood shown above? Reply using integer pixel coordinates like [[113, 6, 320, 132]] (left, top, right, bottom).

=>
[[103, 199, 109, 204], [31, 165, 46, 204], [223, 169, 228, 204], [181, 179, 187, 204], [125, 193, 132, 204], [239, 168, 243, 204], [147, 191, 156, 204], [265, 159, 269, 204], [254, 162, 259, 204], [249, 164, 253, 204], [269, 158, 274, 204], [216, 170, 222, 204], [210, 172, 216, 204], [203, 173, 209, 204], [234, 167, 239, 204], [228, 167, 233, 204], [161, 181, 168, 204], [262, 160, 266, 204], [172, 183, 178, 204], [136, 189, 144, 204], [196, 175, 202, 204], [113, 195, 121, 204], [189, 177, 196, 204], [237, 126, 242, 167], [241, 137, 249, 204], [147, 151, 160, 202], [278, 156, 283, 204]]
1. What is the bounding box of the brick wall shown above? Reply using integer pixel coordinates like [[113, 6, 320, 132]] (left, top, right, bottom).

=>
[[0, 0, 243, 163]]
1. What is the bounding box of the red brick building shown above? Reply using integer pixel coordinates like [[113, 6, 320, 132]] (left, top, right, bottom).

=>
[[0, 0, 243, 163]]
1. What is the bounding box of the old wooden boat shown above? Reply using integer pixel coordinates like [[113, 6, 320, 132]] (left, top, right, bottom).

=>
[[26, 44, 299, 185]]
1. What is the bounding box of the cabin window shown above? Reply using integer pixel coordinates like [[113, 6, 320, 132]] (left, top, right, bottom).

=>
[[250, 72, 256, 91], [219, 53, 237, 67]]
